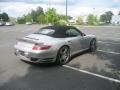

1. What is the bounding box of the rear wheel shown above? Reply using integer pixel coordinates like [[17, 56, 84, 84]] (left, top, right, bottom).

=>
[[89, 39, 97, 52], [56, 46, 70, 65]]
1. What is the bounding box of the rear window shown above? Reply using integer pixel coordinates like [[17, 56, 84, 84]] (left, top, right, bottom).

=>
[[34, 29, 55, 36]]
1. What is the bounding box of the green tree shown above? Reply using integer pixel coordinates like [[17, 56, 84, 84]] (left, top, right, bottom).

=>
[[100, 11, 113, 24], [0, 13, 9, 21], [37, 14, 46, 24], [31, 10, 37, 23], [87, 14, 99, 25], [105, 11, 113, 23], [45, 8, 59, 24], [25, 14, 32, 22], [55, 19, 67, 26], [36, 6, 44, 15], [16, 6, 72, 25], [17, 17, 26, 24], [17, 6, 44, 24], [59, 14, 72, 21], [76, 16, 83, 25], [100, 14, 107, 23], [0, 14, 2, 21], [31, 6, 44, 23]]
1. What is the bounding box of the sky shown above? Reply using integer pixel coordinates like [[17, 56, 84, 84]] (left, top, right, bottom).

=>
[[0, 0, 120, 18]]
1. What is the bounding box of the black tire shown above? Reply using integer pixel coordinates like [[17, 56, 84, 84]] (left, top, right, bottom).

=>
[[56, 46, 70, 65], [89, 39, 97, 52]]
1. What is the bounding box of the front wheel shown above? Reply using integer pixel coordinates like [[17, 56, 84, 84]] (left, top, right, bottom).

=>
[[89, 39, 97, 52], [56, 46, 70, 65]]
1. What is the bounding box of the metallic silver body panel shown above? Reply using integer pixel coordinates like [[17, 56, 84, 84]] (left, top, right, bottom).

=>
[[14, 33, 96, 63]]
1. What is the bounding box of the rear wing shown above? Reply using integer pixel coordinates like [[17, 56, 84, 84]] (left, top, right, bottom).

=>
[[16, 38, 43, 45]]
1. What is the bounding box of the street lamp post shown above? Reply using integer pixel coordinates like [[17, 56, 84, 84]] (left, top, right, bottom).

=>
[[66, 0, 68, 21]]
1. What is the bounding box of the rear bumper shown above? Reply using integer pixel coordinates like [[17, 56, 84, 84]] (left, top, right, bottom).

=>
[[14, 49, 57, 63]]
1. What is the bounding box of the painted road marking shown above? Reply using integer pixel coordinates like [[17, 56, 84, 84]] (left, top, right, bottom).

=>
[[97, 50, 120, 55], [63, 65, 120, 84], [97, 37, 120, 41], [0, 27, 19, 32], [21, 28, 34, 32], [4, 30, 17, 32], [4, 29, 25, 32], [98, 41, 120, 45], [3, 26, 30, 32], [4, 27, 36, 33]]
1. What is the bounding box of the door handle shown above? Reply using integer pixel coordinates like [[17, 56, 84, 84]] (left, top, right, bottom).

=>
[[68, 41, 72, 44]]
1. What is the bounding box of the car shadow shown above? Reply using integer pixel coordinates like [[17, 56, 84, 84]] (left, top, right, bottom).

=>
[[21, 60, 58, 68], [69, 50, 94, 62], [1, 58, 120, 90], [67, 39, 120, 81]]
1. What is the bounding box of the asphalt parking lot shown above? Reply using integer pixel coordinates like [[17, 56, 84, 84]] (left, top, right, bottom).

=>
[[0, 25, 120, 90]]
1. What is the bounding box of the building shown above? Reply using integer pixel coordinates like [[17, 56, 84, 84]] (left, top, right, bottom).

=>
[[111, 15, 120, 25], [9, 17, 17, 24], [68, 19, 76, 25]]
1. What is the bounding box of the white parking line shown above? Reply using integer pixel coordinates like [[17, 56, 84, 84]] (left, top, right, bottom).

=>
[[4, 29, 22, 32], [4, 29, 25, 32], [97, 50, 120, 55], [21, 29, 34, 32], [98, 37, 120, 41], [98, 41, 120, 45], [63, 65, 120, 84], [4, 27, 36, 33], [3, 27, 29, 32]]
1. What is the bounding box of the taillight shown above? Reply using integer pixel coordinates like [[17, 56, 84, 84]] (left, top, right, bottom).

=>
[[32, 44, 51, 50]]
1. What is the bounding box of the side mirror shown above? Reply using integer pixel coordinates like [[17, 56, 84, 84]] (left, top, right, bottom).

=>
[[82, 33, 86, 36]]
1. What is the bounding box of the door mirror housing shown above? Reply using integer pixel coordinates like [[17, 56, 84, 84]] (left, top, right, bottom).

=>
[[82, 33, 86, 36]]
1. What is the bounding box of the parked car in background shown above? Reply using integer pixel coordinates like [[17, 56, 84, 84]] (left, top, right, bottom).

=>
[[5, 22, 14, 26], [14, 26, 97, 65], [26, 22, 32, 25], [0, 22, 5, 26]]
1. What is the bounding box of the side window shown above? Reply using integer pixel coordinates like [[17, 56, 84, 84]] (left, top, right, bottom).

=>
[[66, 29, 81, 37]]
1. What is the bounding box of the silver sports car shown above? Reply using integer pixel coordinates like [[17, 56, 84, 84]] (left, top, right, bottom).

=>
[[14, 26, 97, 65]]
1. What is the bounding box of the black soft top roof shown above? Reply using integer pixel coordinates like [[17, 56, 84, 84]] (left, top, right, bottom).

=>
[[41, 25, 77, 31], [41, 25, 80, 38]]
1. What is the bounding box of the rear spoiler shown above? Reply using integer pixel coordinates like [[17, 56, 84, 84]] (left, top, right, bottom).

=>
[[16, 38, 43, 44]]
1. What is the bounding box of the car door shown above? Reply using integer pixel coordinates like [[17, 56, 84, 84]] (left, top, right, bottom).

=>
[[79, 34, 89, 50], [65, 28, 82, 54], [75, 28, 89, 50]]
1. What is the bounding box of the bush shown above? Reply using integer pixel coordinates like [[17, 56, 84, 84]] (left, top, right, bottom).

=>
[[55, 20, 67, 26]]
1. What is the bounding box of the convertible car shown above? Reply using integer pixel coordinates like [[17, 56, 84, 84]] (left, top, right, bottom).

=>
[[14, 26, 97, 65]]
